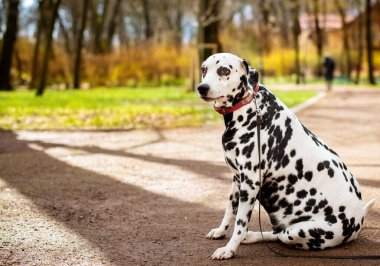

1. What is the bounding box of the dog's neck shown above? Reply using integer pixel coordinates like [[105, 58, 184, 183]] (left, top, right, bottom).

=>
[[221, 84, 261, 128]]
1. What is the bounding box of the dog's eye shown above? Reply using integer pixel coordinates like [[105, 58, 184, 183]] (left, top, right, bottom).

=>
[[217, 67, 231, 76], [201, 66, 207, 77]]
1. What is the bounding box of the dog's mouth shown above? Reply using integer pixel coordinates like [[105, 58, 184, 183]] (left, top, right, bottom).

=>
[[200, 96, 224, 102]]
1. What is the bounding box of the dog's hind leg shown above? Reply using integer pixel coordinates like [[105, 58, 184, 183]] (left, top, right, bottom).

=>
[[276, 220, 357, 250], [241, 231, 277, 244]]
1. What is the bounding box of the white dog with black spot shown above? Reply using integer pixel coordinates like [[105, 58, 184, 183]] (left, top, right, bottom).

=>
[[197, 53, 375, 260]]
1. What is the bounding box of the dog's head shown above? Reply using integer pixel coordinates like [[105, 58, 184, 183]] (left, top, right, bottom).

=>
[[197, 53, 258, 108]]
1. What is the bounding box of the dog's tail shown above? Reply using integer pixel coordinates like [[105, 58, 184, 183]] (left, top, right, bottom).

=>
[[364, 199, 376, 216]]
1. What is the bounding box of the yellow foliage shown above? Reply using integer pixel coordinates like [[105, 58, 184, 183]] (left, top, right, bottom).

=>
[[84, 44, 192, 87]]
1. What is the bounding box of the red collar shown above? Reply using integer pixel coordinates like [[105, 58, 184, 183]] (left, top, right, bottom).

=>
[[214, 84, 259, 115]]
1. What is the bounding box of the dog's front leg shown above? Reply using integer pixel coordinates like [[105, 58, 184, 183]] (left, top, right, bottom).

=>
[[211, 175, 258, 260], [206, 174, 240, 239]]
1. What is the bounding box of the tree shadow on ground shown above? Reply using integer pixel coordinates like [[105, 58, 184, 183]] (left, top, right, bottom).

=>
[[0, 130, 379, 265], [0, 130, 226, 265]]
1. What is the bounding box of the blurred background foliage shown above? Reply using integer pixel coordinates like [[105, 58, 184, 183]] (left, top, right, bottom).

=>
[[0, 0, 379, 129], [0, 0, 379, 91]]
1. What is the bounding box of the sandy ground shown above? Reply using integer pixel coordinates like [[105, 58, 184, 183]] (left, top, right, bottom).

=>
[[0, 88, 379, 265]]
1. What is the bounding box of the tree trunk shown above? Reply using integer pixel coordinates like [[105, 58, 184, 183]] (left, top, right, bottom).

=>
[[312, 0, 323, 77], [365, 0, 376, 84], [278, 0, 290, 47], [174, 0, 183, 78], [118, 5, 128, 47], [91, 0, 109, 54], [141, 0, 153, 40], [30, 0, 45, 89], [0, 0, 20, 91], [36, 0, 61, 96], [14, 44, 22, 82], [290, 0, 301, 84], [73, 0, 89, 89], [198, 0, 222, 63], [105, 0, 122, 51], [335, 0, 352, 80], [354, 0, 363, 84], [58, 13, 71, 54], [258, 0, 271, 54]]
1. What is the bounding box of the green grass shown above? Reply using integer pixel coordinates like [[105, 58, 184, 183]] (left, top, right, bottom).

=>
[[0, 87, 317, 130]]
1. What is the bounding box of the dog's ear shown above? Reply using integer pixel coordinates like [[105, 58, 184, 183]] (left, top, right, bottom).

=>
[[241, 59, 250, 75], [248, 68, 259, 86]]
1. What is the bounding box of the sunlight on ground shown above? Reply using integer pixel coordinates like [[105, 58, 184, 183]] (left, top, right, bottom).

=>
[[0, 178, 108, 264], [19, 130, 231, 211]]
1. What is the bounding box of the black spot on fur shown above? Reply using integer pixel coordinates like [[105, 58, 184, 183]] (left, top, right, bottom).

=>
[[304, 171, 313, 181], [226, 157, 237, 170], [242, 142, 255, 159], [290, 215, 311, 225], [296, 159, 304, 179], [325, 231, 334, 239], [296, 190, 308, 199], [309, 188, 317, 196], [240, 190, 249, 202], [288, 174, 298, 185], [326, 215, 337, 224], [328, 168, 334, 178], [284, 204, 293, 215]]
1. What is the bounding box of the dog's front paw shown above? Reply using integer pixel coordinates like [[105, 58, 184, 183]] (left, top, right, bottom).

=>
[[206, 228, 226, 239], [211, 246, 234, 260]]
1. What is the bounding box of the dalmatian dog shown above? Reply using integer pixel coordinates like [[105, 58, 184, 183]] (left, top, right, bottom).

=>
[[197, 53, 375, 260]]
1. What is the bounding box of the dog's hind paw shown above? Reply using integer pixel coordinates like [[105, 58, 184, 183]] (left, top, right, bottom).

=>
[[211, 246, 234, 260], [206, 228, 226, 239]]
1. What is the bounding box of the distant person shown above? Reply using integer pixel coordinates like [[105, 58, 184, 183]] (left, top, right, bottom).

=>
[[323, 54, 335, 91]]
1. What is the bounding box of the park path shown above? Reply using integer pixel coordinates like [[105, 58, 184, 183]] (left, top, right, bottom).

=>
[[0, 87, 379, 265]]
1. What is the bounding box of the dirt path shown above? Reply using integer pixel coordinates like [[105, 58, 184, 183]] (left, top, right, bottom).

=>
[[0, 88, 379, 265]]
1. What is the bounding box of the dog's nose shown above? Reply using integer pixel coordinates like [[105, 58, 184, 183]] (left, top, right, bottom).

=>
[[197, 83, 210, 96]]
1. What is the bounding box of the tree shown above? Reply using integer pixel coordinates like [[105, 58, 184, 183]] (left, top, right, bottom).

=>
[[0, 0, 20, 91], [161, 0, 184, 77], [73, 0, 89, 89], [312, 0, 323, 77], [354, 0, 363, 84], [198, 0, 223, 63], [90, 0, 109, 53], [141, 0, 153, 40], [30, 0, 47, 89], [365, 0, 376, 84], [257, 0, 272, 54], [335, 0, 352, 80], [36, 0, 61, 96], [105, 0, 122, 51], [290, 0, 301, 84]]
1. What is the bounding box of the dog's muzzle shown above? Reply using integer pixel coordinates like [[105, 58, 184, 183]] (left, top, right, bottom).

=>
[[197, 83, 210, 97]]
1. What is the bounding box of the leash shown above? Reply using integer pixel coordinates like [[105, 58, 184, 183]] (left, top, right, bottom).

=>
[[254, 96, 380, 260]]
